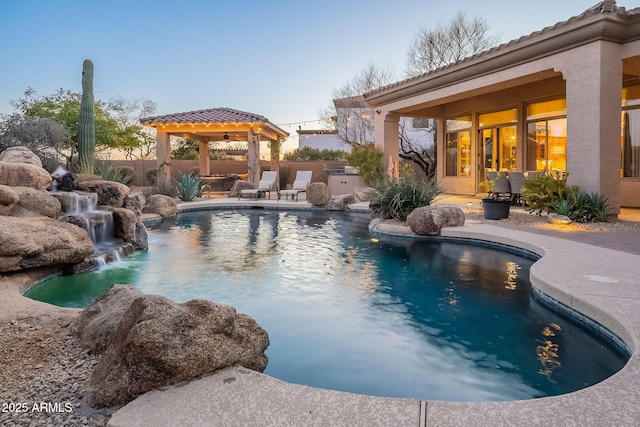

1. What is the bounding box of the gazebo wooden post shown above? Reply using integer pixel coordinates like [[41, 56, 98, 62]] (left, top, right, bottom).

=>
[[156, 131, 172, 192], [247, 129, 261, 184], [198, 141, 210, 176]]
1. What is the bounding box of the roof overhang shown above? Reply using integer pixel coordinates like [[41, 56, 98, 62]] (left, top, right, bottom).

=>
[[364, 5, 640, 108]]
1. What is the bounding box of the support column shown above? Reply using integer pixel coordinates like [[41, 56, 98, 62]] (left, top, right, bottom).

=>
[[247, 129, 261, 184], [155, 131, 171, 192], [374, 111, 400, 179], [558, 41, 622, 214], [198, 141, 210, 176]]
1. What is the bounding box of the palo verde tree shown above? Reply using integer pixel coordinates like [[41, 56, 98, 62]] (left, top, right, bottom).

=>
[[107, 96, 158, 159], [78, 59, 96, 174], [10, 87, 156, 167]]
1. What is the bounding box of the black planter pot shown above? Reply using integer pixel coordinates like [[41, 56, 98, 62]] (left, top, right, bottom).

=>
[[482, 198, 511, 220]]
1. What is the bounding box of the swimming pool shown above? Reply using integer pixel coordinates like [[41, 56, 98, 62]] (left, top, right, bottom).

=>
[[26, 209, 628, 402]]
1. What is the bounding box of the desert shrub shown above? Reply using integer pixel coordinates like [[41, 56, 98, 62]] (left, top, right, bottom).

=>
[[521, 172, 575, 214], [549, 189, 609, 222], [173, 172, 208, 201], [345, 144, 384, 185], [370, 175, 443, 221], [283, 147, 347, 161], [117, 166, 135, 185], [95, 163, 134, 186]]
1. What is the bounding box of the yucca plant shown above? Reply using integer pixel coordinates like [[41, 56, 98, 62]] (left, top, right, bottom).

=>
[[174, 173, 209, 201]]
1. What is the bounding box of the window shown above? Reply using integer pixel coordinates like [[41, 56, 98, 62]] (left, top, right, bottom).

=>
[[526, 100, 567, 172], [622, 109, 640, 178], [622, 84, 640, 178], [445, 116, 472, 176]]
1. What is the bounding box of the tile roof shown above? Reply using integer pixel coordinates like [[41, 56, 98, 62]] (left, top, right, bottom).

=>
[[140, 107, 271, 126], [363, 1, 636, 101]]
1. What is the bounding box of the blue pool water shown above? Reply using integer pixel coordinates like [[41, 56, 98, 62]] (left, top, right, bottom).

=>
[[25, 209, 628, 402]]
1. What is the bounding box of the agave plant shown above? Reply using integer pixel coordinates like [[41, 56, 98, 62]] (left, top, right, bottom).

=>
[[174, 173, 209, 201], [549, 189, 609, 222]]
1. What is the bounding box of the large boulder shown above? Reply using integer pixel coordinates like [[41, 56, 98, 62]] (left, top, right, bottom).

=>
[[355, 187, 377, 202], [406, 205, 466, 236], [79, 286, 270, 408], [0, 161, 52, 191], [0, 185, 19, 216], [8, 187, 62, 218], [0, 216, 94, 272], [143, 194, 177, 217], [0, 146, 42, 168], [77, 180, 130, 207], [326, 194, 357, 211], [72, 285, 145, 354], [110, 207, 149, 250], [123, 192, 145, 219], [307, 182, 332, 207]]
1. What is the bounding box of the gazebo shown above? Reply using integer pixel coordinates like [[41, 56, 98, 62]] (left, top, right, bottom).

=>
[[140, 107, 289, 188]]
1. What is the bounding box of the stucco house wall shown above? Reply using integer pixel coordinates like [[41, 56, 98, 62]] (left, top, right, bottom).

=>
[[364, 2, 640, 212]]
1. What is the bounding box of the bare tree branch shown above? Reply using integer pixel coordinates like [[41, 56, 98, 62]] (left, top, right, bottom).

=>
[[405, 12, 501, 77]]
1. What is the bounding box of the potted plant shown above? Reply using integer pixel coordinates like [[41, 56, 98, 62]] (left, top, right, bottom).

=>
[[482, 172, 511, 220], [477, 179, 490, 198]]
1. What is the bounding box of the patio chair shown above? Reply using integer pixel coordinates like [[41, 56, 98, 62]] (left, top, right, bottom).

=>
[[239, 171, 278, 200], [279, 171, 312, 202], [507, 171, 526, 205], [492, 172, 512, 200]]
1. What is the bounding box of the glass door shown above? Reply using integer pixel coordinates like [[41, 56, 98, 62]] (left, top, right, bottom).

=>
[[478, 125, 517, 181]]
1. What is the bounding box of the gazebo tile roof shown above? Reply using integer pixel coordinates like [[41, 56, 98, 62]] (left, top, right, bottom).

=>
[[140, 107, 270, 125]]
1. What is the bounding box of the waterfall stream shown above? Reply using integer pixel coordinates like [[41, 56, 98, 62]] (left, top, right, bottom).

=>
[[54, 191, 132, 270]]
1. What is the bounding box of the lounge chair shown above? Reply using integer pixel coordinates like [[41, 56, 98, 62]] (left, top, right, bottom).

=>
[[239, 171, 278, 200], [279, 171, 312, 202]]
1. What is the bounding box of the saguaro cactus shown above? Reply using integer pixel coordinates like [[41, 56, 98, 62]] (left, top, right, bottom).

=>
[[78, 59, 96, 174]]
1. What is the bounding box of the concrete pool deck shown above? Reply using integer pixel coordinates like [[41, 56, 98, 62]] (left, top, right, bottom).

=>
[[109, 196, 640, 426]]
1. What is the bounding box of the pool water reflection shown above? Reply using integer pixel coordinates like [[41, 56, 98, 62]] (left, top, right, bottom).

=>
[[25, 210, 628, 402]]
